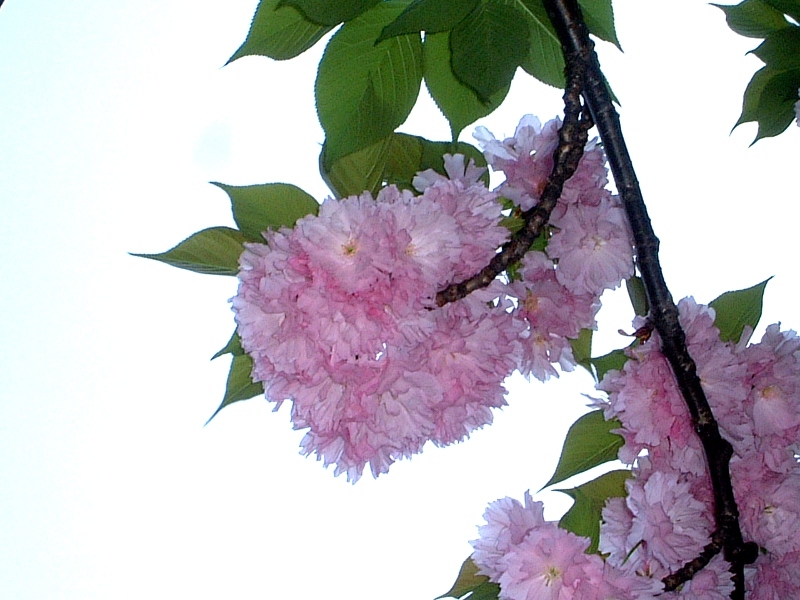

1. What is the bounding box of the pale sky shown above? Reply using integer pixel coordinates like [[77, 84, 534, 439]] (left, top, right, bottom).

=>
[[1, 1, 798, 599]]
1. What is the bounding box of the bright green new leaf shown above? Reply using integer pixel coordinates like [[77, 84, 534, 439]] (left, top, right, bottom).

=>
[[316, 2, 423, 163], [450, 3, 530, 102], [436, 557, 499, 600], [378, 0, 479, 41], [131, 227, 248, 276], [279, 0, 380, 26], [713, 0, 790, 38], [543, 410, 624, 489], [227, 0, 333, 62], [570, 328, 594, 373], [212, 330, 245, 360], [212, 182, 319, 242], [423, 31, 510, 139], [591, 348, 628, 381], [735, 65, 800, 141], [557, 469, 630, 553], [206, 353, 264, 424], [626, 276, 649, 317], [578, 0, 621, 49], [710, 278, 771, 343], [752, 25, 800, 70], [763, 0, 800, 22]]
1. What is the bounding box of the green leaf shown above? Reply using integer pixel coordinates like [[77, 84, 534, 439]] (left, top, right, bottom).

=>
[[626, 276, 649, 317], [212, 330, 245, 360], [591, 348, 628, 381], [436, 557, 499, 600], [423, 31, 510, 139], [557, 469, 630, 553], [321, 136, 394, 197], [763, 0, 800, 22], [321, 132, 488, 197], [578, 0, 620, 49], [131, 227, 247, 276], [417, 136, 489, 185], [543, 410, 624, 489], [450, 3, 530, 102], [570, 328, 594, 373], [516, 0, 566, 88], [279, 0, 380, 26], [206, 353, 264, 425], [710, 278, 771, 343], [713, 0, 790, 38], [227, 0, 333, 62], [378, 0, 479, 41], [735, 65, 800, 141], [212, 182, 319, 241], [752, 25, 800, 70], [316, 2, 423, 163]]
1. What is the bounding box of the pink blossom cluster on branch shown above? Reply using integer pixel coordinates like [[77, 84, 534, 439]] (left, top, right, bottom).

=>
[[472, 299, 800, 599], [232, 117, 634, 481], [476, 116, 634, 380]]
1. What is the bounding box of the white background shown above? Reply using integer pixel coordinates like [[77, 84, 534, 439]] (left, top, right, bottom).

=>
[[0, 1, 798, 598]]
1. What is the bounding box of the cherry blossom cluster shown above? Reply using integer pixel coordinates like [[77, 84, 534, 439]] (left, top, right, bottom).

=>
[[472, 299, 800, 598], [472, 492, 662, 600], [476, 116, 634, 381], [232, 116, 634, 481], [233, 156, 521, 481]]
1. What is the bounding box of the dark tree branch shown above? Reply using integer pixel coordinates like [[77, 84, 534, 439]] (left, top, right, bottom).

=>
[[435, 61, 593, 307], [541, 0, 758, 598]]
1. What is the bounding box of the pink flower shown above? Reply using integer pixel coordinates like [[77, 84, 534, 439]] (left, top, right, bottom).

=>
[[547, 197, 634, 296], [498, 522, 594, 600], [233, 165, 515, 481], [471, 492, 546, 581]]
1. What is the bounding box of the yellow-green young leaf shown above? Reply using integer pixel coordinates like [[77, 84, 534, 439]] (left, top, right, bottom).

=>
[[378, 0, 479, 41], [592, 348, 628, 382], [423, 31, 509, 140], [212, 182, 319, 242], [315, 2, 423, 163], [626, 276, 649, 317], [570, 328, 594, 374], [710, 278, 771, 343], [450, 3, 530, 102], [227, 0, 333, 62], [131, 227, 247, 276], [206, 353, 264, 425], [543, 410, 624, 489], [557, 469, 631, 553], [280, 0, 380, 26], [713, 0, 790, 38], [436, 557, 497, 600], [212, 330, 245, 360]]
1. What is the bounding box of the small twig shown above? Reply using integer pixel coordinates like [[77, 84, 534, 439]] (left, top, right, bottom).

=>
[[541, 0, 758, 597], [663, 530, 723, 592], [435, 62, 593, 307]]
